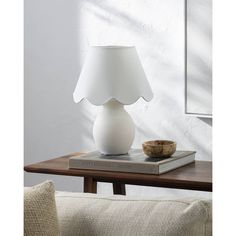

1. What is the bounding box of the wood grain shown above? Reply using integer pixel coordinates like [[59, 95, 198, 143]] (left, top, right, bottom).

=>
[[24, 152, 212, 192]]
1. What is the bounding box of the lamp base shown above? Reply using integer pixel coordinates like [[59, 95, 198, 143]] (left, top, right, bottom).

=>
[[93, 100, 135, 155]]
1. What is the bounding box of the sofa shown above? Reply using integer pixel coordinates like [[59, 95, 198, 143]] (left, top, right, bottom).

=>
[[24, 181, 212, 236], [55, 191, 212, 236]]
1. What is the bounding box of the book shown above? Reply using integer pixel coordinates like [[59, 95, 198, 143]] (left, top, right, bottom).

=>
[[68, 149, 196, 175]]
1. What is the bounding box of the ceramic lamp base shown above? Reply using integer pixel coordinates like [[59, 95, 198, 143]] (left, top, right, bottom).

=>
[[93, 100, 135, 155]]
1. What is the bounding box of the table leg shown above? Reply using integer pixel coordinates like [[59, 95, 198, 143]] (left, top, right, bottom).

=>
[[84, 177, 97, 193], [113, 182, 126, 195]]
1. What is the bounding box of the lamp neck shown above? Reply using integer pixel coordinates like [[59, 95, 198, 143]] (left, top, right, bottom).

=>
[[103, 99, 124, 111]]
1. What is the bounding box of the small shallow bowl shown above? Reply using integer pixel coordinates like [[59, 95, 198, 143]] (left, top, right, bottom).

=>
[[142, 140, 177, 158]]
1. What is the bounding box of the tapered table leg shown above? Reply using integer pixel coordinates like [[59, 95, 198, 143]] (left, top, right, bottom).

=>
[[84, 177, 97, 193], [113, 182, 126, 195]]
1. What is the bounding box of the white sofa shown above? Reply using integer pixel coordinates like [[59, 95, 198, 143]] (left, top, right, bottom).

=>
[[55, 191, 212, 236]]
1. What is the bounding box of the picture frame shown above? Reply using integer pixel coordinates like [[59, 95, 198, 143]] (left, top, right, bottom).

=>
[[184, 0, 212, 118]]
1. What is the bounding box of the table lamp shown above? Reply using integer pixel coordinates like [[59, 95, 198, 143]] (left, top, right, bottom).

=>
[[73, 46, 153, 155]]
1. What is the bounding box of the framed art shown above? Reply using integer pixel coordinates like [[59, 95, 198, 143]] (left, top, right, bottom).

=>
[[185, 0, 212, 118]]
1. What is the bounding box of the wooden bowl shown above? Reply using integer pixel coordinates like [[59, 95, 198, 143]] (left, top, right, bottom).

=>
[[142, 140, 177, 158]]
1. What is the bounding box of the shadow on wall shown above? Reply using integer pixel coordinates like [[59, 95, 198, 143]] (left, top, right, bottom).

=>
[[83, 0, 177, 69], [24, 0, 95, 190], [198, 117, 212, 126]]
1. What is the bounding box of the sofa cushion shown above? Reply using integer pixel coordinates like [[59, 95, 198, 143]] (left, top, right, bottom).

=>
[[55, 191, 212, 236], [24, 181, 60, 236]]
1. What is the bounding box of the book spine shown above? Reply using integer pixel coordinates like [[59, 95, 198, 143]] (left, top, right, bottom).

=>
[[69, 159, 159, 174], [158, 154, 195, 174]]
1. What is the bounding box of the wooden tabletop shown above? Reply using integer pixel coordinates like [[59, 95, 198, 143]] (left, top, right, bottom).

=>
[[24, 152, 212, 192]]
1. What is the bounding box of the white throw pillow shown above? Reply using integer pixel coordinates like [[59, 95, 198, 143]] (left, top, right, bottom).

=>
[[24, 181, 60, 236]]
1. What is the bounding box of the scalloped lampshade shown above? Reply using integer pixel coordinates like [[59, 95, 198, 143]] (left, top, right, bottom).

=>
[[73, 46, 153, 105], [73, 46, 153, 155]]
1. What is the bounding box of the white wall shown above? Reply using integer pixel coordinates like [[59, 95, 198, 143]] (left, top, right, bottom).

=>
[[25, 0, 212, 198]]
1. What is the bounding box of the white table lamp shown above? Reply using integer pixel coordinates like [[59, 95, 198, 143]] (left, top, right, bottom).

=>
[[73, 46, 153, 155]]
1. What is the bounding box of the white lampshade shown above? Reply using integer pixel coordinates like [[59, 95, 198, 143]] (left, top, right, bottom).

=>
[[73, 46, 153, 105]]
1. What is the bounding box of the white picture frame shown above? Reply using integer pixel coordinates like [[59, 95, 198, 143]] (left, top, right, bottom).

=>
[[185, 0, 212, 118]]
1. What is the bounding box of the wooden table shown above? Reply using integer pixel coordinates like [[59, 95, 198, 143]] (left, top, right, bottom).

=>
[[24, 152, 212, 195]]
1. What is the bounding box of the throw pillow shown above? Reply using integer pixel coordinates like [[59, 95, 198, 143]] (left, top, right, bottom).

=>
[[24, 180, 60, 236]]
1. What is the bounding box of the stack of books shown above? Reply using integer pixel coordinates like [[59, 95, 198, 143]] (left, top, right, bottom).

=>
[[69, 149, 196, 175]]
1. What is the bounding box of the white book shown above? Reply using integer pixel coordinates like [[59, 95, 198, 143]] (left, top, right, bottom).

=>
[[69, 149, 196, 175]]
